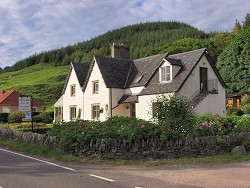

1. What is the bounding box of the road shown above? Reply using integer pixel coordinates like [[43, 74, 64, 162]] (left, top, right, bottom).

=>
[[0, 148, 250, 188]]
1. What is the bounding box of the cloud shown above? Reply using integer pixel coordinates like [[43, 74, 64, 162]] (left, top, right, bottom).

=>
[[0, 0, 249, 68]]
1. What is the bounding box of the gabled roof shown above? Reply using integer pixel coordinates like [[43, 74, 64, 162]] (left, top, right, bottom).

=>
[[126, 53, 168, 88], [62, 62, 90, 94], [74, 48, 225, 96], [0, 90, 41, 106], [139, 48, 224, 95]]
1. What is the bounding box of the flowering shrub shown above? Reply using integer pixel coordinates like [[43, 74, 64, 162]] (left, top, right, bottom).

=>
[[195, 113, 250, 137], [47, 114, 250, 151]]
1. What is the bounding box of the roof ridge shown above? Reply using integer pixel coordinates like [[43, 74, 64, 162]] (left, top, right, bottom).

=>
[[134, 53, 167, 62], [169, 48, 206, 56]]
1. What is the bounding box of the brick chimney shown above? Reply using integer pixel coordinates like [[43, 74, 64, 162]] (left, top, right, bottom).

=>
[[111, 43, 130, 59]]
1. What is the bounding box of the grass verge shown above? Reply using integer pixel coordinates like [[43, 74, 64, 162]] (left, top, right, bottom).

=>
[[0, 135, 250, 167]]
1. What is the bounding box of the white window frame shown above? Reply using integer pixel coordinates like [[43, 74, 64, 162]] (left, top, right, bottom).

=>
[[161, 66, 171, 82], [70, 84, 76, 96], [92, 104, 100, 120], [92, 80, 99, 94], [70, 106, 77, 120], [2, 106, 10, 113]]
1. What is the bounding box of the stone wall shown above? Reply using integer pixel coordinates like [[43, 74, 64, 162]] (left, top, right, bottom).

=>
[[0, 128, 59, 148], [0, 128, 249, 159]]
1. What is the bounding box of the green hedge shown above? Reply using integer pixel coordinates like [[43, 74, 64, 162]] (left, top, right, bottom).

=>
[[48, 115, 250, 151]]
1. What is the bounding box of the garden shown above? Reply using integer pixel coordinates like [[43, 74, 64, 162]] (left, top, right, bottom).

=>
[[1, 94, 250, 155]]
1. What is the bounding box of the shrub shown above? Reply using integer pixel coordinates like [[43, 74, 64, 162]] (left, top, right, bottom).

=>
[[8, 112, 23, 123], [195, 114, 235, 136], [151, 94, 195, 140], [232, 116, 250, 132], [0, 113, 9, 123], [227, 106, 244, 116], [33, 112, 53, 124], [242, 104, 250, 114], [241, 94, 250, 106]]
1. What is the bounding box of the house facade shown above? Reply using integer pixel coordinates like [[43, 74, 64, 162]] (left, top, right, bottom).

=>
[[0, 90, 41, 113], [54, 43, 226, 122]]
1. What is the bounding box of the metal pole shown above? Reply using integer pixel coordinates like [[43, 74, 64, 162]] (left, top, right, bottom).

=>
[[31, 96, 33, 132]]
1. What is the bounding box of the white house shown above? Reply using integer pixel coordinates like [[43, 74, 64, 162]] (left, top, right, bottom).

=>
[[54, 43, 226, 122]]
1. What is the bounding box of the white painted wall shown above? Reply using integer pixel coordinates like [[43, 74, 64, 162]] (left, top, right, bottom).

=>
[[63, 67, 84, 121], [179, 55, 226, 115], [137, 93, 174, 121], [83, 61, 110, 121]]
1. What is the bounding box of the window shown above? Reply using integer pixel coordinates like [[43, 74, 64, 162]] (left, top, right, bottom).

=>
[[161, 66, 171, 82], [92, 104, 100, 120], [70, 85, 76, 96], [32, 107, 37, 112], [93, 81, 99, 94], [2, 106, 10, 113], [70, 106, 77, 120]]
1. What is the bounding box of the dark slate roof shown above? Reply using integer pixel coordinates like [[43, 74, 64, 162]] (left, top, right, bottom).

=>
[[139, 48, 207, 95], [62, 62, 90, 94], [165, 57, 183, 66], [118, 94, 138, 104], [126, 53, 168, 88], [94, 55, 133, 88], [72, 62, 90, 87]]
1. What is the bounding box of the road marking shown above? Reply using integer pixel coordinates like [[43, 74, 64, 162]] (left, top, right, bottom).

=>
[[89, 174, 115, 182], [0, 148, 76, 172]]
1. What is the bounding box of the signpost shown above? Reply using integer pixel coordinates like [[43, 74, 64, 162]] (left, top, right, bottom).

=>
[[19, 96, 33, 131]]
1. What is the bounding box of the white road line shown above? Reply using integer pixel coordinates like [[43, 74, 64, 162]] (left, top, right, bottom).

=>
[[89, 174, 115, 182], [0, 148, 76, 172]]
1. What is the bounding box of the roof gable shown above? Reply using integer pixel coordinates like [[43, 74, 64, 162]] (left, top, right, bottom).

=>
[[62, 62, 90, 94], [94, 55, 133, 88], [139, 48, 208, 95]]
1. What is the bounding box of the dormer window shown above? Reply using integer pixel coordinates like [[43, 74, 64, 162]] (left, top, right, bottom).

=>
[[161, 66, 171, 82]]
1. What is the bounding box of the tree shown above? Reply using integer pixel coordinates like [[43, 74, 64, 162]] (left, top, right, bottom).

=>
[[216, 28, 250, 93], [242, 13, 250, 29], [233, 19, 242, 34], [151, 94, 195, 140]]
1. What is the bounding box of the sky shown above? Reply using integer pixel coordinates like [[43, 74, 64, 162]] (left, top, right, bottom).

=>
[[0, 0, 249, 69]]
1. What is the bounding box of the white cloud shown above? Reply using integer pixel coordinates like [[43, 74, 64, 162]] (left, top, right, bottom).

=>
[[0, 0, 249, 68]]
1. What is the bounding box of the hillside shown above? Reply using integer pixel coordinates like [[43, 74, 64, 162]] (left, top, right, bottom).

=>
[[0, 63, 69, 106], [3, 21, 206, 72], [0, 21, 209, 107]]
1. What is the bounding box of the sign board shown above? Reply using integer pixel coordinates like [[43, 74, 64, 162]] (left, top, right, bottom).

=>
[[19, 96, 31, 111], [22, 112, 32, 122]]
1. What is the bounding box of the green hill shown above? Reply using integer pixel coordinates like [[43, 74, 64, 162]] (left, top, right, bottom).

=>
[[0, 63, 69, 106], [1, 20, 240, 107]]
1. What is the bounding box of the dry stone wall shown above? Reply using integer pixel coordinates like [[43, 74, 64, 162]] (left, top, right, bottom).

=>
[[0, 128, 249, 159]]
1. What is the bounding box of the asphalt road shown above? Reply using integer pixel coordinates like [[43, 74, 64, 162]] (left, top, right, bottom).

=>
[[0, 148, 250, 188]]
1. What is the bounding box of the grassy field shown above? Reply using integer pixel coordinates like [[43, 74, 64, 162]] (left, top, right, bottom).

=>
[[0, 63, 69, 106], [0, 135, 249, 166]]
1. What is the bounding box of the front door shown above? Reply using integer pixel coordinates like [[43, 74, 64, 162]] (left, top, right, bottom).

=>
[[200, 67, 208, 91], [130, 103, 136, 117]]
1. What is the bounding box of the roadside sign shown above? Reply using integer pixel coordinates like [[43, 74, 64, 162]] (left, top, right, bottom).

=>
[[19, 96, 31, 111], [22, 111, 32, 122]]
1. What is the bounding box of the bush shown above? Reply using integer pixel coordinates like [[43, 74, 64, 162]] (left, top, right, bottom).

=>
[[194, 113, 235, 136], [33, 112, 53, 124], [8, 112, 23, 123], [227, 106, 244, 116], [242, 104, 250, 114], [151, 94, 195, 140], [0, 113, 9, 123], [232, 116, 250, 132]]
